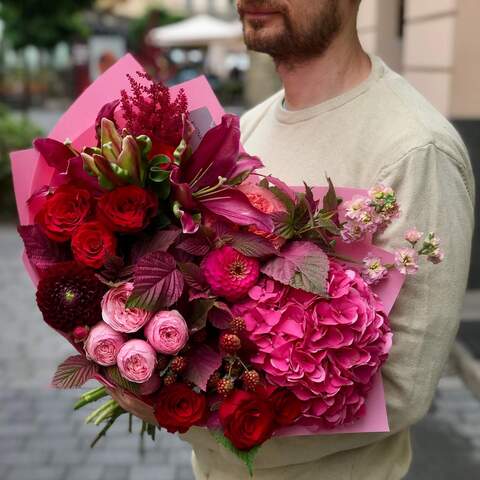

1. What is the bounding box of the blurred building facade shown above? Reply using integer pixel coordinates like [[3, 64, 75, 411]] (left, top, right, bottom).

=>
[[98, 0, 236, 18], [358, 0, 480, 287]]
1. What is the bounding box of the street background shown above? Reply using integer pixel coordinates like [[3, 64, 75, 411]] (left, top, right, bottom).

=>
[[0, 1, 479, 479]]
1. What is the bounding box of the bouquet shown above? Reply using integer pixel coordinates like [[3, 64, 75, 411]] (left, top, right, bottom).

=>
[[10, 55, 444, 476]]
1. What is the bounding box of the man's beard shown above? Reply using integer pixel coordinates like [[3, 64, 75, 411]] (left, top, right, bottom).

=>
[[238, 0, 342, 65]]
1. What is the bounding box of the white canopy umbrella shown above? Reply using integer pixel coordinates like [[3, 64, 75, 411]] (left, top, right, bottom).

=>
[[147, 14, 243, 48]]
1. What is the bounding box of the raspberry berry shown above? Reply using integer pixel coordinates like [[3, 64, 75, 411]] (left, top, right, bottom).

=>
[[230, 317, 246, 334], [207, 371, 221, 390], [170, 356, 188, 373], [216, 377, 234, 397], [219, 333, 241, 354], [163, 373, 177, 386], [242, 370, 260, 391]]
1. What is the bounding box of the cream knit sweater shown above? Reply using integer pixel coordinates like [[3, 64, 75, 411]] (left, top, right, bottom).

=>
[[180, 56, 475, 480]]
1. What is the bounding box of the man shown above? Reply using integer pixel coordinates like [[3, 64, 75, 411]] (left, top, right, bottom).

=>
[[181, 1, 475, 478]]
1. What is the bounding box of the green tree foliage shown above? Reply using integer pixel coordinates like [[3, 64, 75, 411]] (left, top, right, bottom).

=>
[[0, 105, 42, 218], [128, 7, 184, 53], [0, 0, 95, 50]]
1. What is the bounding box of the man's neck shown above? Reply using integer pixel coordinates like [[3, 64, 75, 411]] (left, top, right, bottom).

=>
[[278, 37, 372, 111]]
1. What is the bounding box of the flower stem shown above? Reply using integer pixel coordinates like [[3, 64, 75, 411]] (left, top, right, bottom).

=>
[[74, 386, 108, 410]]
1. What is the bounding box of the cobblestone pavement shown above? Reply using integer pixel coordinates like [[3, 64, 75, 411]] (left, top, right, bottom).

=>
[[1, 224, 480, 480]]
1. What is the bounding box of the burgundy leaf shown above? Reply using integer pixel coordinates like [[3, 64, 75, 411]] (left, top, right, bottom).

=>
[[230, 231, 277, 257], [33, 138, 76, 172], [18, 225, 70, 273], [127, 251, 184, 311], [182, 114, 240, 189], [200, 187, 274, 233], [209, 302, 233, 329], [261, 241, 329, 296], [185, 344, 222, 391], [178, 262, 208, 291], [176, 234, 211, 256], [51, 355, 98, 389], [131, 227, 181, 263]]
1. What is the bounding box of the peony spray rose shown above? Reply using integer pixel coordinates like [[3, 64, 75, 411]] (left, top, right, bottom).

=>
[[102, 283, 151, 333], [117, 339, 157, 383], [84, 322, 126, 366], [144, 310, 189, 355]]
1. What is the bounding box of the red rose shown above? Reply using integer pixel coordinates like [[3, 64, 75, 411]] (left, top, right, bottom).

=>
[[154, 383, 207, 434], [71, 221, 117, 269], [35, 185, 92, 242], [268, 388, 302, 427], [219, 389, 275, 450], [97, 185, 158, 233]]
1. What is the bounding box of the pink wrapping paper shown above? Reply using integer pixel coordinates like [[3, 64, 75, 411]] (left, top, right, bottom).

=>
[[10, 54, 405, 436]]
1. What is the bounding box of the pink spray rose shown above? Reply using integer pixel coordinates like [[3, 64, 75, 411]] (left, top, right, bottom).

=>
[[84, 322, 126, 366], [234, 260, 392, 429], [102, 283, 151, 333], [144, 310, 189, 355], [117, 339, 157, 383], [201, 246, 260, 301]]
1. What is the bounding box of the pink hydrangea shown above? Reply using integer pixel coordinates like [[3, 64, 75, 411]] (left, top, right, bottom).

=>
[[102, 282, 151, 333], [233, 261, 392, 428], [201, 246, 260, 301]]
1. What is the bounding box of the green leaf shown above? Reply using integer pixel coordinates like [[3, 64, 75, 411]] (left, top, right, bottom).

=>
[[261, 241, 329, 296], [270, 186, 296, 214], [210, 430, 261, 477], [51, 355, 98, 389], [105, 365, 140, 395], [189, 297, 216, 332], [322, 176, 341, 212], [230, 232, 277, 257]]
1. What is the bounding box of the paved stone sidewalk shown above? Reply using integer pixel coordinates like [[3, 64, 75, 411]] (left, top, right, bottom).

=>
[[2, 225, 480, 479]]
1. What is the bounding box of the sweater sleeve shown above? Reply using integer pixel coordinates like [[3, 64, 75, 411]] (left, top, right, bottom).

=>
[[180, 144, 475, 469]]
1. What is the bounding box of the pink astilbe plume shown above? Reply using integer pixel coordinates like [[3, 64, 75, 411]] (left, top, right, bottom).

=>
[[121, 72, 188, 149]]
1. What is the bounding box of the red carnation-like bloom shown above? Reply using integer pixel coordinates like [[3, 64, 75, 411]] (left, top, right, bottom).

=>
[[35, 185, 92, 242], [219, 389, 276, 450], [71, 221, 117, 269], [154, 383, 207, 434], [97, 185, 158, 233], [36, 262, 106, 333], [201, 246, 260, 301]]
